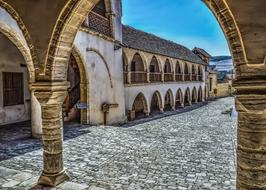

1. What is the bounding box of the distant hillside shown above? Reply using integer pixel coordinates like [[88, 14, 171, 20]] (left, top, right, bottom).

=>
[[211, 56, 232, 62]]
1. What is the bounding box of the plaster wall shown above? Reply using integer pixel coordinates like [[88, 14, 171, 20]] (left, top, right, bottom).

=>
[[74, 31, 126, 125], [0, 34, 30, 125]]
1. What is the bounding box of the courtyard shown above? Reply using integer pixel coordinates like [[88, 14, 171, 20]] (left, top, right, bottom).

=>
[[0, 97, 236, 190]]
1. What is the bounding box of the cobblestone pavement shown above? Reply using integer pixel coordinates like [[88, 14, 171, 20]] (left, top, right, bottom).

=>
[[0, 97, 237, 190]]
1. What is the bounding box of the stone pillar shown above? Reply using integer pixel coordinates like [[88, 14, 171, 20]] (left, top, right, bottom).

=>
[[161, 72, 164, 82], [147, 72, 150, 83], [171, 106, 175, 111], [236, 94, 266, 189], [31, 82, 70, 187], [127, 71, 131, 84], [31, 91, 42, 138]]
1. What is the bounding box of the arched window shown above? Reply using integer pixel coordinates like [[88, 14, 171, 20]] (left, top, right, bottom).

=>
[[150, 56, 161, 82], [131, 53, 147, 83], [164, 59, 173, 81], [176, 61, 182, 81], [184, 63, 190, 81]]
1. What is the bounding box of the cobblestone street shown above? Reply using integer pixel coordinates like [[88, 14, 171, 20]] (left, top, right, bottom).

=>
[[0, 97, 237, 190]]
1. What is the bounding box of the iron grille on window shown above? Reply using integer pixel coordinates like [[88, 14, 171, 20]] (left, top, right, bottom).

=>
[[3, 72, 24, 106]]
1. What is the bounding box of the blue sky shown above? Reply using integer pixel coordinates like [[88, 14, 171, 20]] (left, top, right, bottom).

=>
[[122, 0, 231, 56]]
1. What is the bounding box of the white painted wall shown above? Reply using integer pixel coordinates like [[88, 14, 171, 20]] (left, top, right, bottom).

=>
[[0, 34, 31, 125], [74, 31, 126, 125]]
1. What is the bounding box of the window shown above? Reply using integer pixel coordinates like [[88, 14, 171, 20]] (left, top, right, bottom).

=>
[[3, 72, 24, 106]]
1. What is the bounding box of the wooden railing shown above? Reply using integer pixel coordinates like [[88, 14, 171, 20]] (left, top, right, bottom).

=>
[[164, 73, 174, 82], [198, 75, 203, 81], [150, 73, 162, 82], [192, 74, 197, 81], [87, 11, 112, 37], [184, 74, 191, 81], [131, 72, 147, 83], [175, 74, 183, 81]]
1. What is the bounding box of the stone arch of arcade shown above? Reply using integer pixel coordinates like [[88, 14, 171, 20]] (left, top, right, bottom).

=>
[[191, 87, 197, 104], [164, 89, 174, 111], [184, 87, 191, 106], [0, 0, 266, 188], [176, 88, 183, 108], [130, 92, 149, 120], [150, 90, 163, 114]]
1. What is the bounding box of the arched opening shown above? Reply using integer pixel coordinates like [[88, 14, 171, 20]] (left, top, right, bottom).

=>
[[184, 63, 190, 81], [64, 54, 81, 124], [150, 91, 162, 114], [164, 59, 173, 81], [150, 56, 161, 82], [130, 53, 147, 83], [175, 61, 182, 81], [176, 89, 183, 108], [0, 32, 34, 138], [192, 65, 197, 81], [198, 86, 203, 102], [184, 88, 191, 106], [131, 93, 148, 120], [164, 89, 174, 111], [192, 87, 197, 104]]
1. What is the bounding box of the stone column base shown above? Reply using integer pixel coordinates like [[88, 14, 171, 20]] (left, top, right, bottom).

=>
[[38, 170, 70, 187]]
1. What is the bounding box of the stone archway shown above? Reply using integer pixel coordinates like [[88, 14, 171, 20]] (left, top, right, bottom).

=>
[[184, 88, 191, 106], [131, 93, 149, 120], [150, 91, 163, 114], [71, 46, 89, 125], [176, 88, 183, 108], [198, 87, 203, 102], [63, 46, 89, 125], [164, 89, 174, 111], [192, 87, 197, 104]]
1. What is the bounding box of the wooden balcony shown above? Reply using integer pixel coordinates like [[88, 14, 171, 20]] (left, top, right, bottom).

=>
[[87, 11, 112, 37], [175, 74, 183, 81], [192, 74, 197, 81], [198, 75, 204, 81], [131, 72, 147, 83], [164, 73, 174, 82], [184, 74, 191, 81], [150, 73, 162, 82]]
